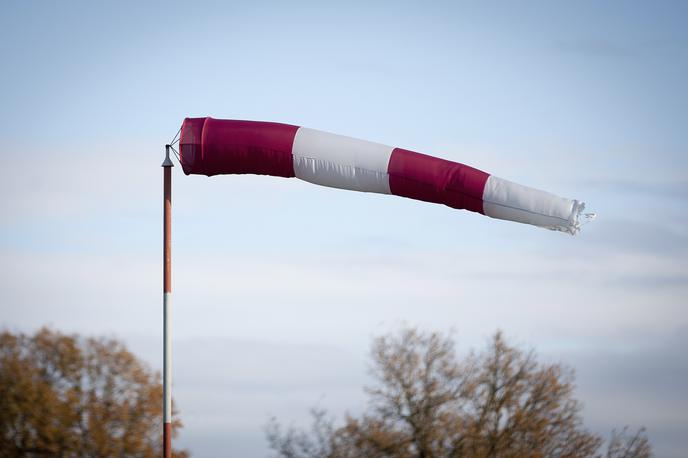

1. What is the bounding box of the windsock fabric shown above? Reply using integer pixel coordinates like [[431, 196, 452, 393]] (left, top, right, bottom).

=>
[[180, 117, 585, 234]]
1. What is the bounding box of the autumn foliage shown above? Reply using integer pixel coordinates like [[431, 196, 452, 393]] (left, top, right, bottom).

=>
[[0, 328, 187, 457], [267, 328, 651, 458]]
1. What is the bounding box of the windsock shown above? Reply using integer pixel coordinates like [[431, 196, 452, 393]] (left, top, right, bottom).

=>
[[180, 117, 587, 234]]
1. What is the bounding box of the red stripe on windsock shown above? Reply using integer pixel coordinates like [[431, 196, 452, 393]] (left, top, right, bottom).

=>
[[388, 148, 490, 214], [180, 117, 298, 177]]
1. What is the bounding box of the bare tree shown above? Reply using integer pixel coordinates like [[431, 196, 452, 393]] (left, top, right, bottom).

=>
[[266, 408, 338, 458], [606, 428, 652, 458], [267, 328, 651, 458]]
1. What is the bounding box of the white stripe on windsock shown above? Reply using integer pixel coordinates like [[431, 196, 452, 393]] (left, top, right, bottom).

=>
[[482, 175, 583, 234], [292, 127, 394, 194]]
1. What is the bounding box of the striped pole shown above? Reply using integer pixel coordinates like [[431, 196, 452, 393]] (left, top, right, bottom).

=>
[[162, 145, 173, 458]]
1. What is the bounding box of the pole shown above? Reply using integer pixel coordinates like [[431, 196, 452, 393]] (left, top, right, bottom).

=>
[[162, 145, 173, 458]]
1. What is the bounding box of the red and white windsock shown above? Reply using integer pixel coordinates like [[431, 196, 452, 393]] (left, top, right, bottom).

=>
[[180, 117, 588, 234]]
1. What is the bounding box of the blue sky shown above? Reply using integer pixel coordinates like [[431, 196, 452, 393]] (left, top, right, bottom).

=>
[[1, 1, 687, 456]]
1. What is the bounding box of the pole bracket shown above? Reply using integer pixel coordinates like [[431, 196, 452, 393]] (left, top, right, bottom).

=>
[[162, 144, 174, 167]]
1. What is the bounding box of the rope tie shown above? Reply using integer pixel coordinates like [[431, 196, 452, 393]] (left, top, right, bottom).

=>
[[169, 145, 181, 163], [169, 125, 182, 147]]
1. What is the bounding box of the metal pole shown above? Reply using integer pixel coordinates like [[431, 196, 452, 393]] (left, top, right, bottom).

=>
[[162, 145, 173, 458]]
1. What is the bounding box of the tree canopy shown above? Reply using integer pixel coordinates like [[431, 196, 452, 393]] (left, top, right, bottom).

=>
[[267, 328, 651, 458], [0, 328, 187, 457]]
